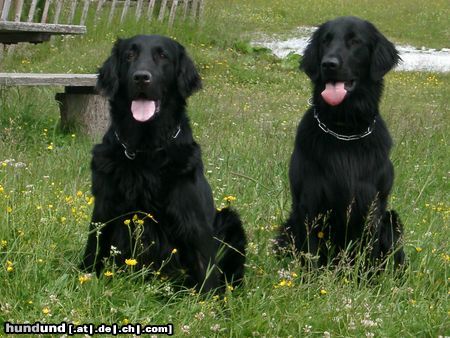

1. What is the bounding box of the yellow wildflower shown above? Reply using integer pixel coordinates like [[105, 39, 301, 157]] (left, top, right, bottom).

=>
[[104, 271, 114, 277], [47, 144, 53, 150], [76, 191, 83, 197], [317, 231, 325, 239], [6, 206, 12, 213], [319, 289, 327, 295], [42, 307, 51, 315], [78, 274, 92, 284], [223, 195, 237, 203], [1, 239, 7, 248], [147, 213, 158, 223], [125, 258, 138, 266], [123, 219, 131, 225], [415, 247, 423, 253], [171, 248, 178, 254]]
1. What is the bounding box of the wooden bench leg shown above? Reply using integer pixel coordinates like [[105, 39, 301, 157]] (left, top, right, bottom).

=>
[[56, 92, 109, 138]]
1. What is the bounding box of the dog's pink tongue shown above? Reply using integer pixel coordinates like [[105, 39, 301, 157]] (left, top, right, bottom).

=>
[[321, 82, 347, 106], [131, 100, 156, 122]]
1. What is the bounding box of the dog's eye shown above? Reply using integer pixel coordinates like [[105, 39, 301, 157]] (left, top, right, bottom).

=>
[[127, 50, 137, 62], [349, 38, 362, 46], [159, 52, 167, 59]]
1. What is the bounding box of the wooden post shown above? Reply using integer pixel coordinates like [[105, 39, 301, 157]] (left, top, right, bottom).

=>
[[53, 0, 63, 24], [191, 0, 198, 20], [80, 0, 90, 25], [168, 0, 179, 27], [40, 0, 52, 23], [56, 91, 110, 138], [135, 0, 143, 20], [120, 0, 130, 23], [14, 0, 24, 22], [158, 0, 167, 22], [147, 0, 156, 21], [94, 0, 104, 24], [68, 0, 77, 24], [27, 0, 38, 22], [182, 0, 189, 21], [198, 0, 205, 21], [1, 0, 12, 21], [108, 0, 117, 25]]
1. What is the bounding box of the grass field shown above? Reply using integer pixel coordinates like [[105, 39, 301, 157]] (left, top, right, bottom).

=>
[[1, 1, 449, 336]]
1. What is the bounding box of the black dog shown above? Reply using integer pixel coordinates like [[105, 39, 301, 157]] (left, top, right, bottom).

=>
[[277, 17, 405, 268], [80, 35, 246, 292]]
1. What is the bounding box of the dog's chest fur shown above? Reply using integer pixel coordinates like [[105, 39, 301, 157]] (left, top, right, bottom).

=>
[[92, 145, 168, 211], [296, 111, 391, 203]]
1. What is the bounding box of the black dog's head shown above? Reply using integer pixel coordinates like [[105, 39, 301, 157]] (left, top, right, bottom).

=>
[[97, 35, 202, 123], [300, 16, 400, 107]]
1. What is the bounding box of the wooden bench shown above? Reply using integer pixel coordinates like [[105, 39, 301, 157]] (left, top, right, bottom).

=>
[[0, 73, 109, 137], [0, 20, 86, 44], [0, 0, 87, 45]]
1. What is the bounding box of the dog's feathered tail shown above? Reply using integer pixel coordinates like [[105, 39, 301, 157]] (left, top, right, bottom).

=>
[[214, 208, 246, 287]]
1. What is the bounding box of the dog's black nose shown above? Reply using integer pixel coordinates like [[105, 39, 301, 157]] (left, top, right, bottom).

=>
[[321, 57, 340, 71], [133, 71, 152, 84]]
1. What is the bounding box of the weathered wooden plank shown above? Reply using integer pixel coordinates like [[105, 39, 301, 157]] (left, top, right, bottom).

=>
[[80, 0, 90, 25], [158, 0, 168, 22], [14, 0, 24, 22], [40, 0, 51, 23], [53, 0, 63, 24], [199, 0, 205, 21], [183, 0, 189, 20], [27, 0, 38, 22], [1, 0, 12, 21], [168, 0, 179, 27], [191, 0, 198, 20], [135, 0, 143, 20], [108, 0, 117, 25], [68, 0, 78, 24], [0, 73, 97, 86], [147, 0, 156, 21], [120, 0, 131, 23], [0, 21, 86, 34], [94, 0, 105, 24]]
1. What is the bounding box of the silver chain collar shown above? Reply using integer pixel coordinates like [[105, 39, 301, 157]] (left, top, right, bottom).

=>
[[313, 108, 376, 141], [115, 124, 181, 160]]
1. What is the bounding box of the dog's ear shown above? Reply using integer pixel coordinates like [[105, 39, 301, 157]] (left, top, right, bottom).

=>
[[177, 44, 202, 98], [97, 39, 123, 97], [370, 30, 400, 81], [300, 28, 323, 81]]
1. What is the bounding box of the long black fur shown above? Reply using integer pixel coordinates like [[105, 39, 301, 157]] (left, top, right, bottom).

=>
[[80, 35, 246, 292], [277, 17, 405, 267]]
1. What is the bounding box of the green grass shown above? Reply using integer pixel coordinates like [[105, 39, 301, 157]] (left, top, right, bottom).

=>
[[1, 1, 449, 336]]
